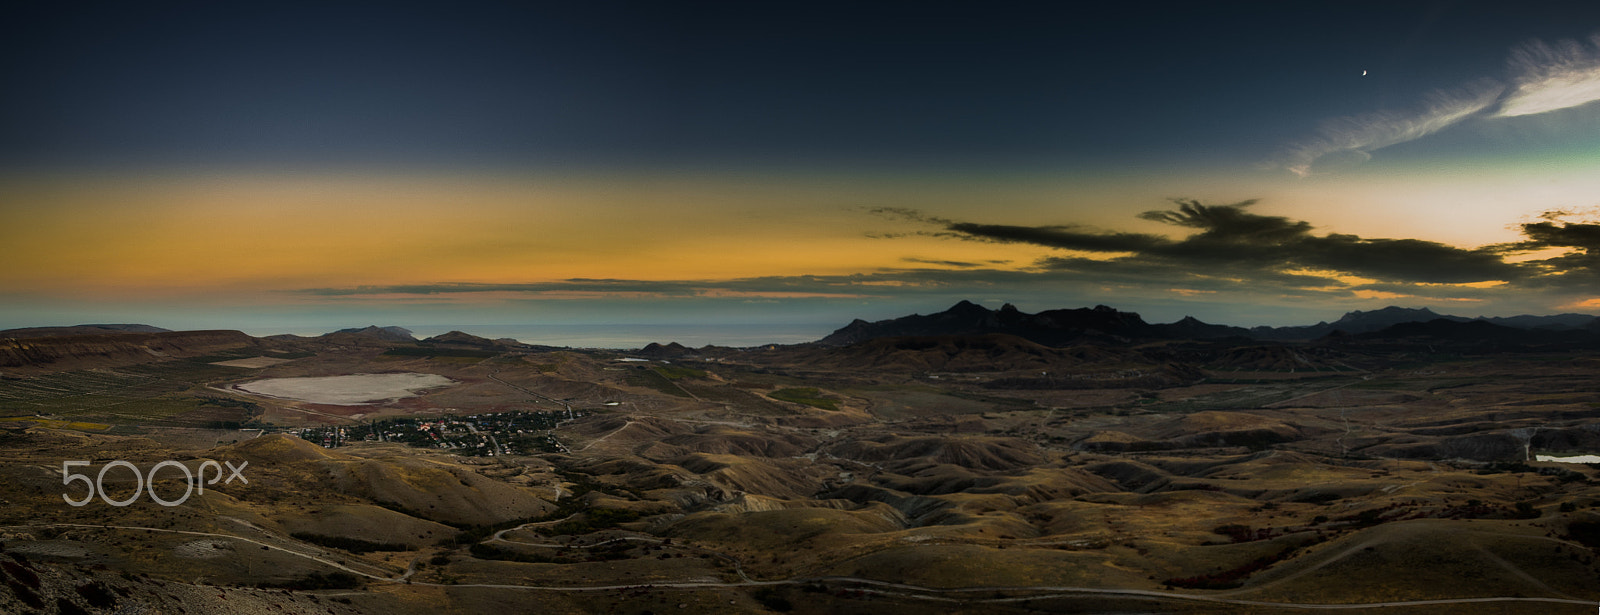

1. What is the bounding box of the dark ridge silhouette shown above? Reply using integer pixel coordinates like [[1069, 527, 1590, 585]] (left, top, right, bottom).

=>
[[0, 324, 171, 338], [637, 341, 692, 357], [818, 301, 1240, 347], [0, 330, 257, 369], [821, 301, 1598, 347], [422, 331, 501, 347], [1480, 313, 1598, 330], [1354, 318, 1588, 346], [325, 325, 417, 343]]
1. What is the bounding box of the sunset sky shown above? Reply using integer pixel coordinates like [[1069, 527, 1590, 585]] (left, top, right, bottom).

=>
[[5, 2, 1600, 341]]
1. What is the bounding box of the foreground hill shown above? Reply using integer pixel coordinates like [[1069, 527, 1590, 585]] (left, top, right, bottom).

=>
[[785, 333, 1136, 373], [0, 329, 257, 370], [326, 325, 418, 343], [2, 313, 1600, 614], [0, 323, 171, 338], [420, 330, 502, 347]]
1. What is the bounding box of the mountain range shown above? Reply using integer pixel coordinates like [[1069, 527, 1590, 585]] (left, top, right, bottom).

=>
[[817, 301, 1600, 347], [4, 303, 1597, 354]]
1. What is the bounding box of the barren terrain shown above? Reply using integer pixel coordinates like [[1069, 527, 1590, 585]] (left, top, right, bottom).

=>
[[1, 321, 1599, 614]]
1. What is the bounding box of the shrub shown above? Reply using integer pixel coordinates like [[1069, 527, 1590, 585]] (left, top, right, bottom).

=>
[[290, 533, 413, 554], [257, 572, 363, 590], [75, 582, 118, 609]]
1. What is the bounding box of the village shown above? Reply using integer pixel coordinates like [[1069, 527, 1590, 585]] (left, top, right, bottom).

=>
[[292, 409, 580, 456]]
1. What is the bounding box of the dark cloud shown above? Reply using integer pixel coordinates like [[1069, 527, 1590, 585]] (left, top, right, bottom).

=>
[[1036, 255, 1332, 289], [1135, 199, 1301, 243], [929, 199, 1521, 285], [901, 257, 986, 268], [300, 274, 946, 299], [1479, 212, 1600, 288], [298, 202, 1600, 312], [1518, 220, 1600, 251], [867, 207, 952, 226], [1297, 235, 1516, 283], [943, 223, 1170, 252], [299, 279, 705, 297]]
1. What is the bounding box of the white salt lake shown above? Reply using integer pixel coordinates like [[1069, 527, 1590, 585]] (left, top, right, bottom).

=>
[[1536, 454, 1600, 464], [234, 373, 455, 405]]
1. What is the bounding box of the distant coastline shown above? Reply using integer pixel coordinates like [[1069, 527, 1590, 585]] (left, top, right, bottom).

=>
[[243, 323, 834, 349]]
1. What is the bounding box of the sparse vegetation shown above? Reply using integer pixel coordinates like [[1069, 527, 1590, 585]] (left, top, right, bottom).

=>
[[383, 346, 499, 359], [450, 514, 548, 544], [1164, 544, 1304, 590], [754, 587, 794, 611], [8, 316, 1600, 612], [545, 508, 643, 535], [290, 533, 415, 553], [257, 572, 364, 590], [768, 387, 838, 410], [651, 364, 707, 380], [74, 582, 117, 609], [627, 366, 694, 397], [6, 577, 44, 609], [1568, 521, 1600, 549]]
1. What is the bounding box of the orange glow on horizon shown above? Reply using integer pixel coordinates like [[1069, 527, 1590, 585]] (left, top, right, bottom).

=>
[[5, 164, 1598, 316], [0, 172, 1059, 299]]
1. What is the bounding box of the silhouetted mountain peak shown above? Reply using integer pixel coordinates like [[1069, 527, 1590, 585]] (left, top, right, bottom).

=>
[[639, 341, 691, 357], [1256, 306, 1468, 340], [423, 331, 499, 347], [1352, 306, 1436, 316], [945, 300, 993, 316], [1335, 306, 1440, 323], [818, 300, 1240, 346], [820, 302, 1598, 347], [327, 325, 417, 342], [1150, 315, 1251, 340]]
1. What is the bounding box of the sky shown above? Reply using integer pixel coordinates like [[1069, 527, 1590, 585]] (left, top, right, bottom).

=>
[[5, 1, 1600, 341]]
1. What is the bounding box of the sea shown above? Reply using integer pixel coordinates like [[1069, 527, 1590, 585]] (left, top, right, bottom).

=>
[[385, 323, 832, 349]]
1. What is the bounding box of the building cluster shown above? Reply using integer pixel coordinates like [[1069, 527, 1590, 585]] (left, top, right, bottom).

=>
[[292, 409, 581, 456]]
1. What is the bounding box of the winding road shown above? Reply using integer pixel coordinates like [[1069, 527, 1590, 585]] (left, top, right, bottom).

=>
[[11, 521, 1594, 611]]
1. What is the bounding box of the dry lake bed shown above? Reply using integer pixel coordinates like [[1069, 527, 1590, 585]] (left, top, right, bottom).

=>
[[233, 373, 455, 405]]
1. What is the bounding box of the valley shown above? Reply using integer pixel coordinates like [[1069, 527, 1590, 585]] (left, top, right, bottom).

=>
[[1, 304, 1599, 614]]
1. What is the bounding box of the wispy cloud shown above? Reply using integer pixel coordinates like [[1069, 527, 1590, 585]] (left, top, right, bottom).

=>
[[1279, 31, 1600, 175], [901, 257, 986, 268], [295, 276, 897, 300], [865, 207, 952, 226], [1496, 34, 1600, 117], [1280, 83, 1502, 177]]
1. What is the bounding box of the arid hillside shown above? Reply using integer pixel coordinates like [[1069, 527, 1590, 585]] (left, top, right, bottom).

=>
[[2, 319, 1599, 614]]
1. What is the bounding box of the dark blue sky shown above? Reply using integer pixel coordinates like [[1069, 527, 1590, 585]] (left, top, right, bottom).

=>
[[7, 1, 1596, 172]]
